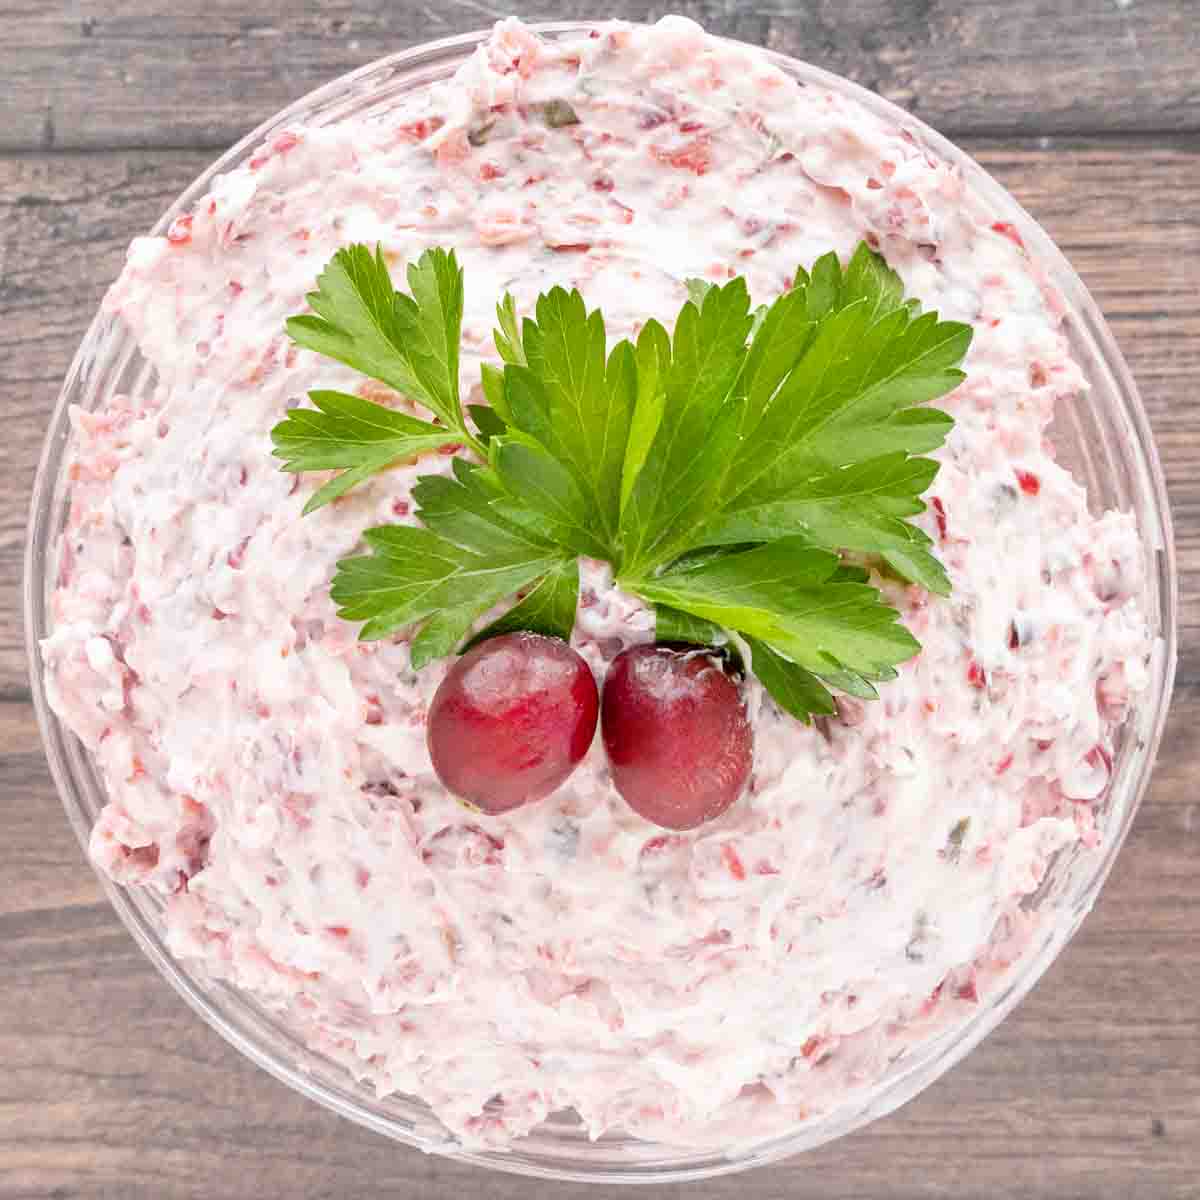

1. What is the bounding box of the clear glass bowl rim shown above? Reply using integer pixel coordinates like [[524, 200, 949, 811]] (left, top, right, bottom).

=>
[[24, 19, 1178, 1185]]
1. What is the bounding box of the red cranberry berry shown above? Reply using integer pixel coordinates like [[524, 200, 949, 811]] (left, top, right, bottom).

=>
[[427, 633, 599, 815], [602, 644, 753, 830]]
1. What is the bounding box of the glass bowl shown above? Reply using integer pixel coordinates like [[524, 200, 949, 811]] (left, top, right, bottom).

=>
[[24, 21, 1177, 1184]]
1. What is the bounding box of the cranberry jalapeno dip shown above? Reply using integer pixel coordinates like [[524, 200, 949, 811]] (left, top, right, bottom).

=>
[[41, 15, 1153, 1151]]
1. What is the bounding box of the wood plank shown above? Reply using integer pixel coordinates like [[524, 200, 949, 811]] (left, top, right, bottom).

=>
[[1, 682, 1195, 1200], [1, 0, 1197, 154], [4, 137, 1198, 696]]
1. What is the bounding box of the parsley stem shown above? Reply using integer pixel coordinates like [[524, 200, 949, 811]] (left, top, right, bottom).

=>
[[462, 430, 490, 460]]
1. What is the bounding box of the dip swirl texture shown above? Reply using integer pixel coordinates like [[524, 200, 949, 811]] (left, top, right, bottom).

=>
[[43, 16, 1152, 1148]]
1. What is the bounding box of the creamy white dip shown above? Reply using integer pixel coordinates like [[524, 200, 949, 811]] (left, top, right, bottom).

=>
[[43, 16, 1151, 1148]]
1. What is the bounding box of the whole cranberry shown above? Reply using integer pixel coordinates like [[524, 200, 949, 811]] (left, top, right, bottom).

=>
[[427, 633, 599, 814], [602, 644, 753, 830]]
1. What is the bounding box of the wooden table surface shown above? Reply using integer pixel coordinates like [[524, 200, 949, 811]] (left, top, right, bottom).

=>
[[2, 3, 1196, 1197]]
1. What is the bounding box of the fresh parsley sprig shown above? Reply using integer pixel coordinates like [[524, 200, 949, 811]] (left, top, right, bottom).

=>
[[271, 245, 486, 513], [274, 242, 971, 717]]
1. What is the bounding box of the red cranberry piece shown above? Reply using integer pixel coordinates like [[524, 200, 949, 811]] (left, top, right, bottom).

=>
[[427, 633, 599, 815], [1015, 469, 1041, 496], [601, 644, 753, 830]]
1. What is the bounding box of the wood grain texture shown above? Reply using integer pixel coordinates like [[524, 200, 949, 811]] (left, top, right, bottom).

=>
[[2, 5, 1199, 1192], [2, 0, 1198, 153]]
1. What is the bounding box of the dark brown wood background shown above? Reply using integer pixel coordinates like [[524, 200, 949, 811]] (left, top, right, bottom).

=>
[[2, 3, 1196, 1197]]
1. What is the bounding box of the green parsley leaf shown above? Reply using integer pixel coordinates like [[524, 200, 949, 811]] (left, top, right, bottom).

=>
[[631, 538, 921, 697], [493, 287, 637, 546], [733, 305, 968, 489], [618, 278, 754, 575], [828, 562, 872, 585], [701, 451, 950, 594], [271, 389, 461, 514], [490, 433, 611, 559], [684, 247, 970, 593], [479, 362, 512, 423], [801, 241, 906, 324], [620, 319, 670, 515], [744, 637, 836, 723], [494, 292, 527, 366], [411, 457, 561, 557], [465, 558, 580, 649], [654, 605, 723, 646], [467, 403, 507, 444], [332, 460, 570, 661], [286, 244, 477, 451], [330, 524, 559, 659]]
